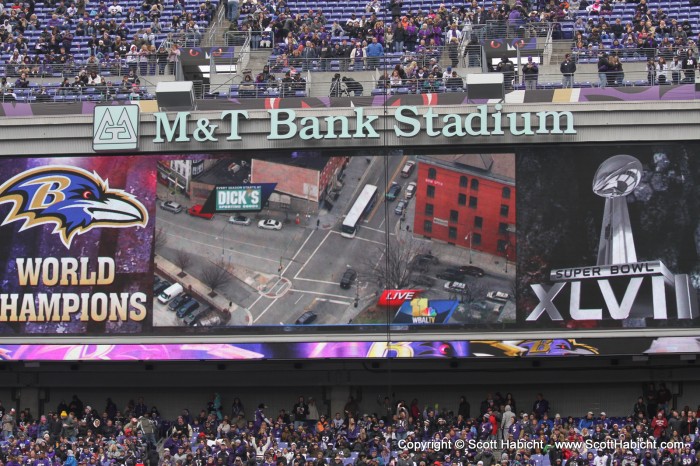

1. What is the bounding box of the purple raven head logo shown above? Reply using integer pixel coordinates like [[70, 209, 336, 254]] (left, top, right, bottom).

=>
[[0, 166, 148, 248]]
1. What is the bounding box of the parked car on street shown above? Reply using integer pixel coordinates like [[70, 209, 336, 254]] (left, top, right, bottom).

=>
[[187, 204, 214, 220], [228, 215, 251, 226], [160, 201, 183, 214], [258, 219, 283, 230]]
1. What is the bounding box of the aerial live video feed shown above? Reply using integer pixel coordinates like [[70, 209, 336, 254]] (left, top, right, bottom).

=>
[[153, 151, 516, 330]]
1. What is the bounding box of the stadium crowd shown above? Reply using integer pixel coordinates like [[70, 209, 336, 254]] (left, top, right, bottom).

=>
[[1, 385, 700, 466], [2, 0, 700, 99], [0, 0, 214, 101]]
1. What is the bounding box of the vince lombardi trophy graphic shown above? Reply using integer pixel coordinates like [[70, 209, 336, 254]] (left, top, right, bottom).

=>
[[592, 155, 644, 266]]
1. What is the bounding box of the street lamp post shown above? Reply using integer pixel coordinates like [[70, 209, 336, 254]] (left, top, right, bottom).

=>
[[464, 232, 473, 264]]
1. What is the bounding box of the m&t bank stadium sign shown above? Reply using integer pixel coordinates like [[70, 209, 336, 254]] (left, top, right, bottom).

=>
[[93, 105, 576, 150]]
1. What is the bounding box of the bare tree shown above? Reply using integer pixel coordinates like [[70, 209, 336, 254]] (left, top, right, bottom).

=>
[[174, 249, 193, 276], [154, 226, 167, 251], [361, 234, 430, 289], [446, 280, 488, 304], [201, 260, 229, 293]]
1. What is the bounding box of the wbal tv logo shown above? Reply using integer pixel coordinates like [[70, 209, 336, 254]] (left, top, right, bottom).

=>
[[93, 105, 140, 151], [410, 298, 437, 324]]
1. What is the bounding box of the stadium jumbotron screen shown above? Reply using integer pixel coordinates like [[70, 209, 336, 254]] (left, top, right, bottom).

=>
[[0, 143, 697, 338]]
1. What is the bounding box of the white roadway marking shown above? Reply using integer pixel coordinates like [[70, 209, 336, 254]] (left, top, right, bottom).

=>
[[253, 297, 278, 323], [157, 216, 283, 253], [353, 235, 386, 246], [316, 298, 352, 305], [294, 229, 333, 279], [282, 228, 318, 277], [294, 295, 304, 305], [294, 277, 338, 285], [289, 289, 354, 300], [162, 231, 280, 264], [360, 225, 386, 234], [252, 230, 320, 324]]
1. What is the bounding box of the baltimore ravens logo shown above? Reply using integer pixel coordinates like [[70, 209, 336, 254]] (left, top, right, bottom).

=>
[[0, 166, 148, 249]]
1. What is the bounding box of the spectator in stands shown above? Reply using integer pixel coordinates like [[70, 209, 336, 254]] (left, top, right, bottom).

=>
[[656, 56, 669, 84], [521, 56, 538, 90], [560, 53, 576, 88], [533, 394, 550, 419], [35, 86, 51, 102], [447, 37, 460, 68], [389, 70, 403, 88], [446, 70, 464, 91], [167, 43, 180, 75], [58, 77, 71, 95], [669, 55, 683, 84], [350, 41, 366, 71], [608, 54, 623, 86], [87, 70, 101, 85], [496, 55, 515, 91], [13, 72, 29, 88], [597, 51, 609, 88], [291, 71, 306, 94], [682, 51, 697, 82], [365, 37, 384, 71]]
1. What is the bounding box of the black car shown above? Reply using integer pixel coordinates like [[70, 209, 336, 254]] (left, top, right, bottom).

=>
[[415, 253, 440, 265], [153, 278, 171, 295], [175, 298, 200, 318], [295, 311, 318, 325], [436, 268, 466, 281], [458, 265, 485, 277], [385, 182, 401, 201], [340, 268, 357, 289], [168, 294, 191, 312], [410, 254, 439, 273]]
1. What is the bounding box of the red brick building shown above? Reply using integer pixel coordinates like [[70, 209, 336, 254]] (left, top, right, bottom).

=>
[[252, 155, 349, 212], [413, 154, 516, 259]]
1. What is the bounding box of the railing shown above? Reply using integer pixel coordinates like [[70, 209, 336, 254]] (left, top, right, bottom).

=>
[[203, 1, 227, 47], [220, 30, 251, 73], [193, 68, 697, 101], [543, 23, 555, 66], [570, 47, 661, 63], [262, 48, 484, 74], [0, 61, 176, 80], [0, 83, 155, 103]]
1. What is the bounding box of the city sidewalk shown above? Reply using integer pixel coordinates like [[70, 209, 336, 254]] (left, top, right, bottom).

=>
[[314, 155, 378, 230], [154, 255, 252, 325]]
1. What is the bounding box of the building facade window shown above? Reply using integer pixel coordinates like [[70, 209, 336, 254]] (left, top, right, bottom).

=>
[[473, 233, 482, 245]]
